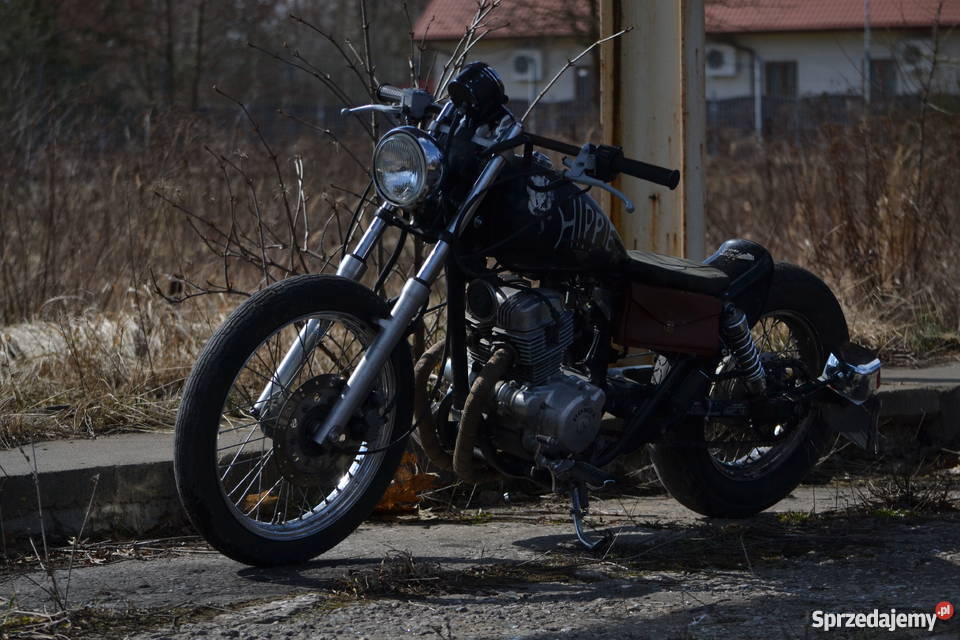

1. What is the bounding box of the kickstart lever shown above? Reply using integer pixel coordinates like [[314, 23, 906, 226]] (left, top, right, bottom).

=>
[[562, 144, 636, 213]]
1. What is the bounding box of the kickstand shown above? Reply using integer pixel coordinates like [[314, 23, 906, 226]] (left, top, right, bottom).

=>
[[569, 483, 609, 551]]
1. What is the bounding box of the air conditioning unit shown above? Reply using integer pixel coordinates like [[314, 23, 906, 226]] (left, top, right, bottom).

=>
[[898, 39, 934, 77], [510, 50, 542, 82], [705, 44, 737, 77]]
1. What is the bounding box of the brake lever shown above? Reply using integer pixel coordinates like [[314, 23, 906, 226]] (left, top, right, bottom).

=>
[[339, 104, 401, 116], [562, 145, 636, 213], [564, 173, 636, 213]]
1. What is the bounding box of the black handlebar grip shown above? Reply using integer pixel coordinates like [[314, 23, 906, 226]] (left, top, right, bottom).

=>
[[614, 157, 680, 190], [376, 84, 404, 102]]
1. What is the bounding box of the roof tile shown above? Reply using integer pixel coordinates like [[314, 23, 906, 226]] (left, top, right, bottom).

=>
[[414, 0, 592, 41], [414, 0, 960, 40]]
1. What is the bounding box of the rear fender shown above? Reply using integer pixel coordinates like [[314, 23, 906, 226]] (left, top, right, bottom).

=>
[[704, 239, 774, 325]]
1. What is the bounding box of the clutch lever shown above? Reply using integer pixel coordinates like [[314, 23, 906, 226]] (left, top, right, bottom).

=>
[[340, 104, 401, 116], [562, 144, 636, 213]]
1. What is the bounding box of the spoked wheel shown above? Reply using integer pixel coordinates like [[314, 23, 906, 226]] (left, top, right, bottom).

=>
[[650, 263, 849, 518], [175, 275, 413, 566]]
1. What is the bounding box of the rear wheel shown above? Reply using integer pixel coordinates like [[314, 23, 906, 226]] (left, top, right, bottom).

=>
[[649, 263, 848, 518], [174, 275, 413, 566]]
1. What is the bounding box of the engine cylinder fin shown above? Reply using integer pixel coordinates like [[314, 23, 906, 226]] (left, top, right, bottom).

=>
[[468, 285, 574, 386]]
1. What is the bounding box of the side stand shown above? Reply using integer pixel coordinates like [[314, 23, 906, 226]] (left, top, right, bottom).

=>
[[569, 483, 610, 551]]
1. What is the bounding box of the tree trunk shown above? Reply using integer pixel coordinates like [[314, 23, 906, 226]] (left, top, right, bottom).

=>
[[191, 0, 207, 110], [165, 0, 176, 104]]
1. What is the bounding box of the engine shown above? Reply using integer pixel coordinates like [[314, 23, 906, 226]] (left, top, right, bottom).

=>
[[465, 280, 605, 456]]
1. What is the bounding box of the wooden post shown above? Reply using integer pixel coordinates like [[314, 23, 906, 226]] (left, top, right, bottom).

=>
[[600, 0, 706, 259]]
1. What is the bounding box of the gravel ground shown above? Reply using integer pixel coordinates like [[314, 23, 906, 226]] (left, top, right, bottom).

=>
[[3, 486, 959, 639]]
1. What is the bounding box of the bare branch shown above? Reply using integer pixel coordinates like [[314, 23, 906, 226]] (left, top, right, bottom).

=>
[[521, 27, 632, 122], [435, 0, 503, 98]]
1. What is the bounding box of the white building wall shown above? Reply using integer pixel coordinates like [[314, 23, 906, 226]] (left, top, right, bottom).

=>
[[425, 29, 958, 105], [422, 37, 593, 103], [706, 29, 960, 100]]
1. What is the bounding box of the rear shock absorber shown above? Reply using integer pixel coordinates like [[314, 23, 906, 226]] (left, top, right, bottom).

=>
[[720, 304, 766, 394]]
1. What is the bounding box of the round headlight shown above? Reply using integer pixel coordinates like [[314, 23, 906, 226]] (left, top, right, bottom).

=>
[[373, 127, 442, 208]]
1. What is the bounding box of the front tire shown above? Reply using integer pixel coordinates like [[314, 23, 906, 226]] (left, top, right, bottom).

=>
[[174, 275, 413, 566], [649, 263, 848, 518]]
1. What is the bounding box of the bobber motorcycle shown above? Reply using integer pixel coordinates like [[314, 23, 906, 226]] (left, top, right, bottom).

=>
[[174, 62, 881, 565]]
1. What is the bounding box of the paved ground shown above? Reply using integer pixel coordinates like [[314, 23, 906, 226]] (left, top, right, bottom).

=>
[[1, 362, 959, 638], [2, 486, 959, 639]]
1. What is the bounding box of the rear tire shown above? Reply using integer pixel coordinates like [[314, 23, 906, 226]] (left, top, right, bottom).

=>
[[174, 275, 413, 566], [649, 263, 848, 518]]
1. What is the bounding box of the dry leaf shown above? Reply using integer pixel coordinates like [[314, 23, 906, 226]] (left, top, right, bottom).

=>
[[242, 490, 278, 512], [374, 452, 440, 514]]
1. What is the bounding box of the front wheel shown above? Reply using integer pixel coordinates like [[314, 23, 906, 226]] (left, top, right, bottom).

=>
[[174, 275, 413, 566], [649, 263, 848, 518]]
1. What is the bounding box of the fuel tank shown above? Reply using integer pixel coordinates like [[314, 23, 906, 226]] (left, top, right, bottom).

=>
[[467, 157, 628, 273]]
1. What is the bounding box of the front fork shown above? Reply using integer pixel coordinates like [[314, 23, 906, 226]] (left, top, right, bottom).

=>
[[254, 142, 516, 445], [252, 207, 394, 415]]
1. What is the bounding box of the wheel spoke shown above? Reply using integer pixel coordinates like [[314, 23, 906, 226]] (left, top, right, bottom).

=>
[[219, 423, 266, 481], [218, 434, 268, 453], [226, 450, 274, 502], [244, 478, 283, 516]]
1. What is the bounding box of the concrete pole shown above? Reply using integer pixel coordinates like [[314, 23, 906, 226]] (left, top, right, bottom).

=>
[[600, 0, 706, 259]]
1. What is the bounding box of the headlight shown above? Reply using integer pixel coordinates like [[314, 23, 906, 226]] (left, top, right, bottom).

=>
[[373, 127, 442, 208]]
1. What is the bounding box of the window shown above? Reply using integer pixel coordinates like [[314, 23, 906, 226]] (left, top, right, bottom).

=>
[[764, 61, 798, 98], [869, 59, 897, 100]]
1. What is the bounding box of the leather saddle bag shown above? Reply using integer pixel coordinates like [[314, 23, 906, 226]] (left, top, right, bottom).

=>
[[613, 281, 722, 356]]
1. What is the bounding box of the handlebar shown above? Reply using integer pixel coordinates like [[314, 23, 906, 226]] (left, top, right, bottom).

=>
[[374, 87, 680, 190], [613, 156, 681, 190], [375, 84, 441, 121], [376, 84, 405, 102], [524, 133, 680, 190]]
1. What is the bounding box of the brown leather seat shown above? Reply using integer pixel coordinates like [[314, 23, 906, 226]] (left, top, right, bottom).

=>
[[624, 250, 730, 296]]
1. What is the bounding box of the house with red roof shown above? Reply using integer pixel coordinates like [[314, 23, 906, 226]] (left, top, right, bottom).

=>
[[414, 0, 598, 106], [414, 0, 959, 135]]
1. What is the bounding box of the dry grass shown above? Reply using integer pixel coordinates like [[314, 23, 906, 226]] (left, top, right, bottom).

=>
[[706, 111, 960, 364], [0, 297, 221, 447], [0, 101, 398, 446], [2, 94, 958, 446]]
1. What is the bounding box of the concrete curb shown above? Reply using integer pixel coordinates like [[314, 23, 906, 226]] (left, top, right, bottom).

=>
[[1, 459, 183, 544], [878, 385, 960, 444], [2, 377, 958, 549], [1, 433, 186, 547]]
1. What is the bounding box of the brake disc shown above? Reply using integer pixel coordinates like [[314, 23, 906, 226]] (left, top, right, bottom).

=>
[[271, 375, 386, 488]]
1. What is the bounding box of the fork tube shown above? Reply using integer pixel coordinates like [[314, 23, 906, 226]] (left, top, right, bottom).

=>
[[445, 263, 469, 410], [252, 204, 395, 413], [313, 147, 515, 444], [338, 205, 394, 280]]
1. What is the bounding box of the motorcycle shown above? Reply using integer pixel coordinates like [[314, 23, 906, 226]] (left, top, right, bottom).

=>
[[173, 62, 881, 566]]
